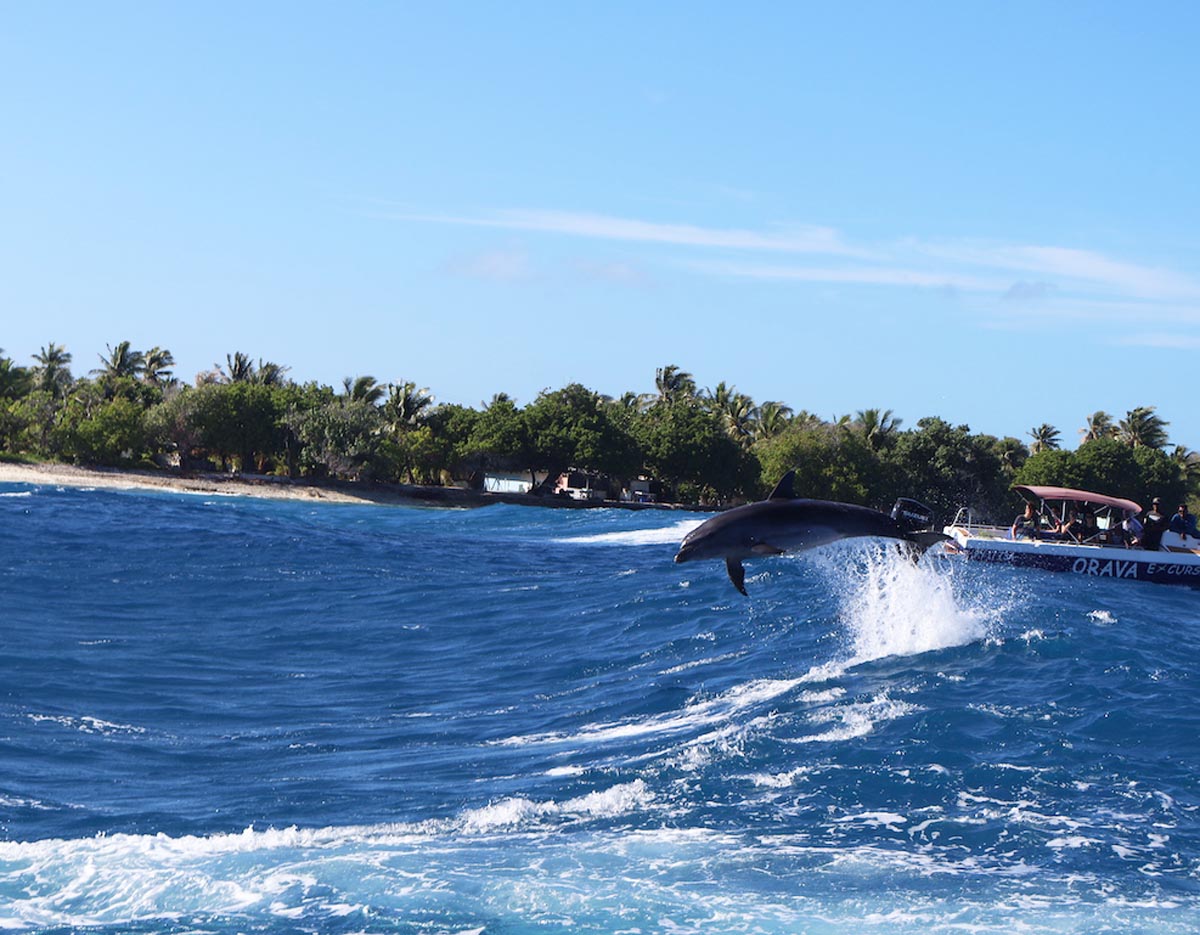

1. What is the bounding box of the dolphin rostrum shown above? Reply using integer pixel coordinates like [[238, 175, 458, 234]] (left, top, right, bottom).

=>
[[673, 471, 948, 595]]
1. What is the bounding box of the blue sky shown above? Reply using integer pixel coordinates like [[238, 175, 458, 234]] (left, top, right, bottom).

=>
[[3, 3, 1199, 447]]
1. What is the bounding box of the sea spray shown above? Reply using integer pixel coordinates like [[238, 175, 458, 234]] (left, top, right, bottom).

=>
[[808, 542, 995, 663]]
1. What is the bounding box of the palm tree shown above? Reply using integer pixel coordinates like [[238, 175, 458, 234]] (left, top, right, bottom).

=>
[[724, 392, 759, 449], [755, 401, 794, 440], [651, 365, 696, 406], [142, 346, 176, 387], [1080, 410, 1116, 443], [32, 342, 73, 398], [224, 351, 256, 383], [343, 375, 386, 405], [855, 408, 902, 451], [1119, 406, 1169, 449], [94, 341, 145, 380], [1028, 423, 1061, 453], [384, 381, 434, 431], [702, 382, 758, 447], [993, 436, 1029, 473], [253, 361, 290, 386], [1172, 446, 1200, 488], [0, 350, 31, 399], [791, 410, 823, 431]]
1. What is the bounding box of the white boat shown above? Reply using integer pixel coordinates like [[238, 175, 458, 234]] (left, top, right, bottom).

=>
[[942, 485, 1200, 585]]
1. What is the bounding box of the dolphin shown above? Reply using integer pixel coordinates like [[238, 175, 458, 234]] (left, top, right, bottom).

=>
[[673, 471, 948, 595]]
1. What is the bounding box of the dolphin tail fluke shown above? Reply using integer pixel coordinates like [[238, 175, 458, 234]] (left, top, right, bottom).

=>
[[725, 557, 748, 596]]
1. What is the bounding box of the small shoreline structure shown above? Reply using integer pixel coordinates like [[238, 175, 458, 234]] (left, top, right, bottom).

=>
[[0, 461, 712, 512]]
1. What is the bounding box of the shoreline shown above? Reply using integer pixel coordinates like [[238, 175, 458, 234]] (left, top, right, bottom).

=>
[[0, 461, 713, 512]]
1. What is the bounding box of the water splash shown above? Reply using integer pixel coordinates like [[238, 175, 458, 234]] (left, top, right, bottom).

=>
[[808, 542, 995, 664]]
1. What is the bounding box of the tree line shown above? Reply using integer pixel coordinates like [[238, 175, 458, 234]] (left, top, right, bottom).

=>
[[1, 345, 1196, 521]]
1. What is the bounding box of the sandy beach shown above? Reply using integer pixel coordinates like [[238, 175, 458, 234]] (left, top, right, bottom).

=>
[[0, 461, 709, 511], [0, 461, 398, 505]]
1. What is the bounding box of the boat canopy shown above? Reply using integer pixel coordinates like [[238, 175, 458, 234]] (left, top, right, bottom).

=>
[[1014, 485, 1141, 516]]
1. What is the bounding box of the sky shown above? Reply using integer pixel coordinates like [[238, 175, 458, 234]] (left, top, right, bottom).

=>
[[3, 3, 1199, 448]]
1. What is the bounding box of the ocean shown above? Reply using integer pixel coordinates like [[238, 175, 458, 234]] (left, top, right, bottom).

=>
[[2, 481, 1199, 933]]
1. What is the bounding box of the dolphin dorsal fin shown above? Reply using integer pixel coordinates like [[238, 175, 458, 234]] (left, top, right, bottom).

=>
[[767, 470, 797, 501]]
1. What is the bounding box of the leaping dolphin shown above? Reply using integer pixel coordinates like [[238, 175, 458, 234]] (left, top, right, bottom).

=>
[[673, 471, 948, 595]]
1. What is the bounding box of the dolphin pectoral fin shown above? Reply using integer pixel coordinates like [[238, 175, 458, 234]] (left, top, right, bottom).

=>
[[725, 557, 748, 596], [751, 543, 786, 556]]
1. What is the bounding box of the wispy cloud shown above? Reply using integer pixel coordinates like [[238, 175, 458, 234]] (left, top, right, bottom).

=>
[[405, 208, 1200, 333], [1001, 281, 1058, 304], [684, 259, 1006, 292], [446, 247, 534, 282], [572, 258, 654, 287], [918, 242, 1200, 302], [1113, 332, 1200, 350], [399, 209, 873, 259]]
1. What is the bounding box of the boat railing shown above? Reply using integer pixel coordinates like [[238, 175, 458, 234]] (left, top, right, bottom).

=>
[[943, 507, 1010, 541], [947, 507, 1006, 533]]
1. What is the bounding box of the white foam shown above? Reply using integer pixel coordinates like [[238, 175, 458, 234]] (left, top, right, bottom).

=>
[[27, 714, 146, 736], [658, 651, 746, 675], [0, 794, 57, 811], [748, 766, 815, 788], [494, 677, 802, 748], [403, 781, 656, 836], [0, 781, 662, 928], [3, 817, 1194, 933], [834, 811, 909, 830], [556, 518, 703, 547], [808, 542, 994, 664], [793, 692, 920, 744]]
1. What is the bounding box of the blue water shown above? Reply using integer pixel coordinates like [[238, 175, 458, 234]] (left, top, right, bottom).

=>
[[3, 482, 1200, 933]]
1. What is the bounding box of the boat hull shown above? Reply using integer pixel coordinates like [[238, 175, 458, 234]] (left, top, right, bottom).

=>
[[944, 529, 1200, 586]]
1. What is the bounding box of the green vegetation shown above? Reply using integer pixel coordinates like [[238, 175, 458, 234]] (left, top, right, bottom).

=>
[[2, 344, 1197, 520]]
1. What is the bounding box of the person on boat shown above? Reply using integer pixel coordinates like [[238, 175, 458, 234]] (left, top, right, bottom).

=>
[[1057, 508, 1088, 543], [1169, 503, 1199, 540], [1121, 511, 1143, 547], [1141, 497, 1169, 551], [1011, 502, 1040, 539]]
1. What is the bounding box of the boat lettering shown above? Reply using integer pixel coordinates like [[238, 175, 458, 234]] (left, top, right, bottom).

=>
[[1071, 558, 1140, 579], [1144, 562, 1200, 577]]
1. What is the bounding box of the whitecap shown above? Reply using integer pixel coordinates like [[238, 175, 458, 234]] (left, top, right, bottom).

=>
[[748, 766, 813, 788], [494, 677, 803, 748], [457, 780, 653, 834], [791, 692, 920, 745], [555, 518, 704, 547], [27, 713, 146, 736], [834, 811, 909, 830], [658, 651, 746, 675]]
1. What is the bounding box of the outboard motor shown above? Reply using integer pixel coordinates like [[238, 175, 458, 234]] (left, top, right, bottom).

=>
[[891, 498, 936, 533]]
